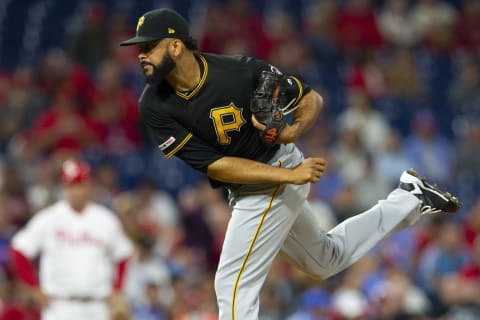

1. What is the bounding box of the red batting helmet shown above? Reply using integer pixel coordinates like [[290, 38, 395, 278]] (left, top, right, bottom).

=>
[[61, 159, 91, 184]]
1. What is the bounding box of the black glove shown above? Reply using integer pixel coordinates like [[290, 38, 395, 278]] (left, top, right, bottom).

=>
[[250, 71, 299, 146]]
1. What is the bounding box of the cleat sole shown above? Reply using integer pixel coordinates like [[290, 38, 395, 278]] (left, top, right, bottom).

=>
[[406, 169, 462, 213]]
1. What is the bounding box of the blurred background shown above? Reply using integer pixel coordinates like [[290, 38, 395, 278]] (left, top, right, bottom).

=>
[[0, 0, 479, 319]]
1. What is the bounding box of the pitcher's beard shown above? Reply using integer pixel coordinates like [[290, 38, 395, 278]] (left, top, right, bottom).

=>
[[141, 52, 175, 85]]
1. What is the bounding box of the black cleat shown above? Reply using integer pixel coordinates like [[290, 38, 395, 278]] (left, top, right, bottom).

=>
[[399, 169, 462, 214]]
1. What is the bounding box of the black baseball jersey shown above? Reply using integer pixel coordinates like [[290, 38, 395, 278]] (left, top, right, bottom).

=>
[[139, 53, 310, 188]]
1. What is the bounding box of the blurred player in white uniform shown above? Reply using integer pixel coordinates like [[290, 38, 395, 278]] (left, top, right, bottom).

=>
[[10, 159, 134, 320]]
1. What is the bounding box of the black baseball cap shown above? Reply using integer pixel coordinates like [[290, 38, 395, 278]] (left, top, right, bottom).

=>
[[120, 8, 190, 46]]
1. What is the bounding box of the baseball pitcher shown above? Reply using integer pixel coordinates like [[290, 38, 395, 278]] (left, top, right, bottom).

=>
[[120, 8, 461, 320]]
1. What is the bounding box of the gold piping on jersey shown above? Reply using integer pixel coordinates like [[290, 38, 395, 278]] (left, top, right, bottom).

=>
[[165, 133, 193, 158], [290, 76, 304, 103], [231, 161, 283, 320], [175, 54, 208, 100]]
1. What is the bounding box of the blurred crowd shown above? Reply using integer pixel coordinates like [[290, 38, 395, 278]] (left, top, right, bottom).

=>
[[0, 0, 480, 319]]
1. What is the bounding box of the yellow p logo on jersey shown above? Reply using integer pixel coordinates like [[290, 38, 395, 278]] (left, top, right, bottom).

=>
[[210, 103, 246, 145]]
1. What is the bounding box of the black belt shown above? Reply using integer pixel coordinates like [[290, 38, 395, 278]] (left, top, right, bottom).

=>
[[53, 296, 106, 302]]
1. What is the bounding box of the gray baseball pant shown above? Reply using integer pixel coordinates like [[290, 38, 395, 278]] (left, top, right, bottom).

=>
[[214, 143, 421, 320]]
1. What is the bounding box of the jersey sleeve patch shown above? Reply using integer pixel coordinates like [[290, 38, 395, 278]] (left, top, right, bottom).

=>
[[158, 136, 176, 151], [165, 133, 193, 158]]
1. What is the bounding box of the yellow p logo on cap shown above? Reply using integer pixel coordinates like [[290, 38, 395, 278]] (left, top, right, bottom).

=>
[[168, 27, 175, 34], [136, 16, 145, 32]]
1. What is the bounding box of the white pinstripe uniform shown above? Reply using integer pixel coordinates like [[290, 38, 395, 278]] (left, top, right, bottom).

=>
[[214, 143, 421, 319], [12, 200, 133, 320]]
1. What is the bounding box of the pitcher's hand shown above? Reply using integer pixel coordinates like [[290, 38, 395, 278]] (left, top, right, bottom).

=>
[[251, 115, 300, 144], [288, 158, 326, 184]]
